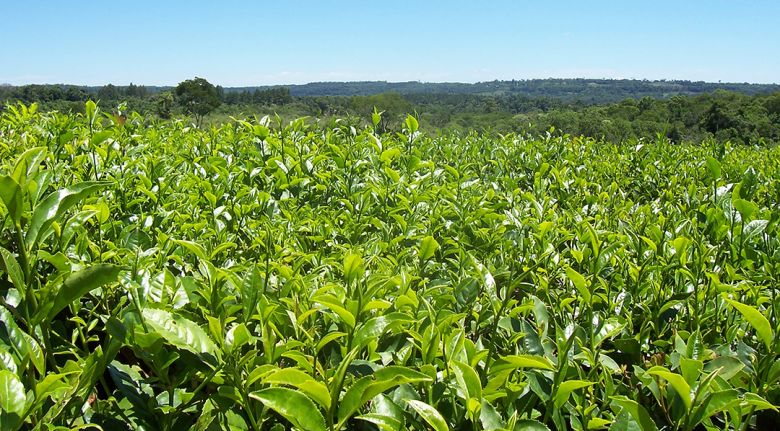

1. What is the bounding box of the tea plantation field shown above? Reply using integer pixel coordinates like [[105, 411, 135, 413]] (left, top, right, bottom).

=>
[[0, 103, 779, 430]]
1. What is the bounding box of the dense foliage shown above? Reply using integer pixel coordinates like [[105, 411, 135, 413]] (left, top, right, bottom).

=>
[[174, 78, 222, 126], [225, 79, 780, 101], [0, 103, 779, 430], [3, 81, 780, 145]]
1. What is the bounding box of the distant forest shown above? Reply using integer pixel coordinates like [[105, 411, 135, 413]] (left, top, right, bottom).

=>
[[2, 79, 780, 144]]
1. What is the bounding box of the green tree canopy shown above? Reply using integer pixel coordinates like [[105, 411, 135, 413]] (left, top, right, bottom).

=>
[[174, 77, 221, 126]]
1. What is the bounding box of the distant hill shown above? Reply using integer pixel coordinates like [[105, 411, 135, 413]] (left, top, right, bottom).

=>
[[227, 79, 780, 103], [3, 78, 779, 107]]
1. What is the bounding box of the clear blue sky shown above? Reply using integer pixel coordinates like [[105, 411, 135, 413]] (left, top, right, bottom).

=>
[[2, 0, 778, 86]]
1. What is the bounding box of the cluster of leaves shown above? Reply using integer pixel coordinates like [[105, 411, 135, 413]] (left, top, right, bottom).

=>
[[0, 102, 779, 430]]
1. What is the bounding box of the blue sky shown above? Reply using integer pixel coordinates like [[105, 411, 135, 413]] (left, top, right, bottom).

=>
[[1, 1, 778, 86]]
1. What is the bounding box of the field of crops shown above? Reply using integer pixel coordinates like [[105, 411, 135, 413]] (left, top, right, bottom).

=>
[[0, 102, 779, 430]]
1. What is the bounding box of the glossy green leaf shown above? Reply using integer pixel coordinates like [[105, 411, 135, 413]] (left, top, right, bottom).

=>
[[263, 368, 330, 409], [705, 156, 721, 178], [90, 130, 113, 147], [554, 380, 594, 408], [338, 366, 432, 426], [353, 312, 411, 347], [46, 263, 121, 321], [407, 400, 448, 431], [0, 370, 25, 415], [405, 115, 419, 134], [742, 219, 768, 241], [743, 392, 778, 411], [0, 176, 23, 226], [343, 253, 364, 285], [566, 267, 590, 303], [419, 236, 439, 262], [25, 181, 109, 249], [609, 396, 658, 431], [0, 308, 34, 370], [173, 239, 209, 261], [478, 400, 504, 430], [224, 323, 253, 351], [491, 355, 555, 373], [313, 295, 356, 328], [723, 296, 774, 349], [250, 387, 326, 431], [647, 367, 692, 410], [689, 389, 740, 427], [142, 308, 218, 355], [452, 360, 482, 401], [357, 413, 402, 431], [11, 147, 47, 187], [0, 247, 25, 294], [513, 419, 551, 430]]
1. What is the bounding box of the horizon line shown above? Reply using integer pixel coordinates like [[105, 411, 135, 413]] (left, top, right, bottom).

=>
[[2, 77, 779, 88]]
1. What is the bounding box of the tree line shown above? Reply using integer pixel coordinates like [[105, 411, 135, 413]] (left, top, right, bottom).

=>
[[2, 79, 779, 144]]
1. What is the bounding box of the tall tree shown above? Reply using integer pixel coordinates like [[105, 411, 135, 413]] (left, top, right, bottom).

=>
[[174, 77, 221, 127]]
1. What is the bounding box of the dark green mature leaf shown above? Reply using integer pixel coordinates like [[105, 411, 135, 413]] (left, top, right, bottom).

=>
[[42, 345, 122, 423], [610, 396, 658, 431], [478, 401, 504, 430], [454, 277, 479, 309], [45, 264, 121, 321], [250, 387, 326, 431], [704, 356, 744, 380], [0, 307, 43, 373], [689, 389, 739, 428], [142, 308, 218, 356], [514, 419, 551, 430], [25, 181, 109, 249], [353, 312, 412, 347], [0, 247, 25, 295], [338, 366, 432, 426]]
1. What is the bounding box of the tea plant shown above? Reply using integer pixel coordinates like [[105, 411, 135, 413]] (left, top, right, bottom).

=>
[[0, 102, 778, 430]]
